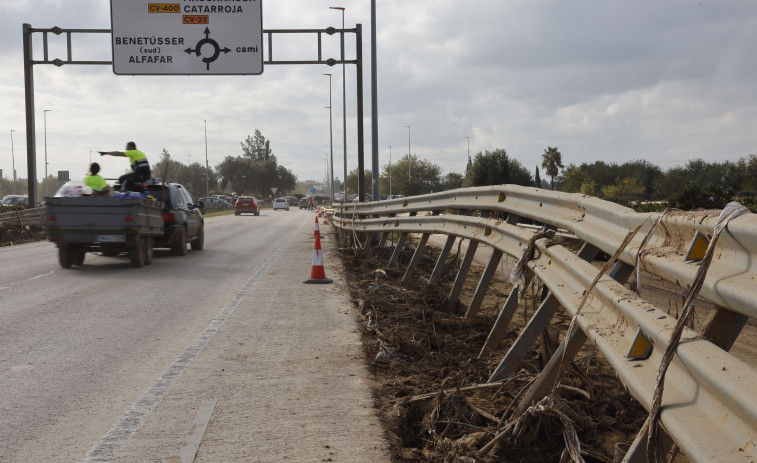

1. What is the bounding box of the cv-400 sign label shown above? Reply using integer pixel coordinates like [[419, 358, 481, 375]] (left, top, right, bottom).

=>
[[110, 0, 263, 75]]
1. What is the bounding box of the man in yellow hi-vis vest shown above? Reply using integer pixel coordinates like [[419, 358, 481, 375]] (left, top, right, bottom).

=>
[[99, 141, 151, 192]]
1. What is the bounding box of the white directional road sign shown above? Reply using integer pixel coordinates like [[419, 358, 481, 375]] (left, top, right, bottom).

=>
[[110, 0, 263, 75]]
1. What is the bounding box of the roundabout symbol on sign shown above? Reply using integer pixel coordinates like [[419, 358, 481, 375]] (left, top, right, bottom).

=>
[[184, 27, 231, 70]]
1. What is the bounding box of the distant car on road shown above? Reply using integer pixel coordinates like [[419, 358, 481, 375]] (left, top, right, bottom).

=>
[[273, 197, 290, 211], [299, 198, 309, 209], [234, 196, 260, 216], [198, 197, 233, 213], [211, 194, 232, 203], [1, 195, 29, 210]]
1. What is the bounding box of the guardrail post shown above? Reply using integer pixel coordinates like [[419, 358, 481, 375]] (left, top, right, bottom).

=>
[[388, 234, 407, 266], [492, 259, 635, 388], [388, 212, 416, 266], [700, 306, 748, 351], [445, 240, 479, 313], [515, 328, 588, 415], [475, 213, 525, 356], [402, 233, 430, 282], [478, 272, 533, 357], [403, 212, 439, 282], [465, 249, 503, 318], [488, 243, 600, 382], [428, 235, 456, 286], [378, 231, 389, 247]]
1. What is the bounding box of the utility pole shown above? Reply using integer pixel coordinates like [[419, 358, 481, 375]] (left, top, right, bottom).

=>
[[204, 119, 209, 196], [388, 145, 392, 197], [10, 130, 16, 194]]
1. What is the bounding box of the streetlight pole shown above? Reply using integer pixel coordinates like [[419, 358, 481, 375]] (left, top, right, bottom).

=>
[[465, 136, 470, 168], [204, 119, 209, 196], [89, 151, 92, 165], [406, 125, 411, 181], [188, 154, 191, 165], [43, 109, 51, 197], [323, 73, 335, 205], [330, 6, 348, 201], [10, 130, 16, 194], [388, 145, 392, 197], [324, 154, 329, 195]]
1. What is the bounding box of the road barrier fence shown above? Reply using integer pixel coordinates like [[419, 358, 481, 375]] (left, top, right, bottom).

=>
[[332, 185, 757, 462]]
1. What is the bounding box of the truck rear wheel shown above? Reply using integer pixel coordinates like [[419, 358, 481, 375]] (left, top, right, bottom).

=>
[[73, 251, 85, 266], [190, 224, 204, 251], [144, 237, 153, 265], [58, 247, 74, 269], [130, 238, 145, 268], [171, 227, 187, 256]]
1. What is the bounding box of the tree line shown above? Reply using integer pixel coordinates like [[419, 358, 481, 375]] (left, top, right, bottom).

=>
[[2, 129, 297, 201], [153, 129, 297, 198], [5, 133, 755, 211]]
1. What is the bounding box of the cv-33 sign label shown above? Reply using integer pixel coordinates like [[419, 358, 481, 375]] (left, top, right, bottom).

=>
[[110, 0, 263, 75]]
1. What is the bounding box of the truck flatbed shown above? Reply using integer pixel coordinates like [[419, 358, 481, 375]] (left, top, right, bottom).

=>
[[45, 196, 164, 268]]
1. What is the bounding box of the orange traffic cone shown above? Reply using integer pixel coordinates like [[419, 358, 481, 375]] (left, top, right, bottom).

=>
[[311, 215, 320, 239], [304, 232, 332, 284], [323, 212, 329, 225]]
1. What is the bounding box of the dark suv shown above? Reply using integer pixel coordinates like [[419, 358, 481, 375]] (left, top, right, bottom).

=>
[[143, 180, 204, 255]]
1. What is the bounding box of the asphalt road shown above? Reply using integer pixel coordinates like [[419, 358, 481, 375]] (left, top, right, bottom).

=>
[[0, 208, 389, 462]]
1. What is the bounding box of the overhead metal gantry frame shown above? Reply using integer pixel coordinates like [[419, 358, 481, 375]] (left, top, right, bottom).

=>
[[22, 23, 366, 206]]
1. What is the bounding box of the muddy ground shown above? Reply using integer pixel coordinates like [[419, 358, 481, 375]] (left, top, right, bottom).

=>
[[338, 236, 676, 463]]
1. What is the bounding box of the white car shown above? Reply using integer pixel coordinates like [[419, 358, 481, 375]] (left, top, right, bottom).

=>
[[273, 197, 289, 211]]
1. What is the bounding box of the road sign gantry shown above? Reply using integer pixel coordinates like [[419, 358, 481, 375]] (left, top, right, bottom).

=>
[[110, 0, 263, 75]]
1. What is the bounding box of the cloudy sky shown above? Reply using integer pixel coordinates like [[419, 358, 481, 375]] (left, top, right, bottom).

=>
[[1, 0, 756, 188]]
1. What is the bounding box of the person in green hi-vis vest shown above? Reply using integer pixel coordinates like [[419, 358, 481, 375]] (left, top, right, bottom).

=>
[[99, 141, 151, 192], [83, 162, 111, 195]]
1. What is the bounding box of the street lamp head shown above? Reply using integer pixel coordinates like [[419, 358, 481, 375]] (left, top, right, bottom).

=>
[[322, 73, 332, 77], [329, 6, 345, 10]]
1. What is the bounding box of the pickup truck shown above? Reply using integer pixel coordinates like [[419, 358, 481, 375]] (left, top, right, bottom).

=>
[[45, 196, 164, 268]]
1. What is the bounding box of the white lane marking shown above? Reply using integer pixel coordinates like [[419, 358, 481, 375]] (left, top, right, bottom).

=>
[[82, 228, 296, 462], [0, 271, 54, 290], [27, 271, 54, 281]]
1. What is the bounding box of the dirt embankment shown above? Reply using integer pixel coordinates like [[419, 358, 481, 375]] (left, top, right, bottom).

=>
[[339, 240, 652, 463], [0, 215, 45, 246]]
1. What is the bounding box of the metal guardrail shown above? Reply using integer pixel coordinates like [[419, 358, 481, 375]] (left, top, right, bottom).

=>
[[338, 186, 757, 320], [0, 206, 45, 227], [332, 185, 757, 462]]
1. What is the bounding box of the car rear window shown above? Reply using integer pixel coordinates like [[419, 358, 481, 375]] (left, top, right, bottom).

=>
[[146, 186, 173, 205]]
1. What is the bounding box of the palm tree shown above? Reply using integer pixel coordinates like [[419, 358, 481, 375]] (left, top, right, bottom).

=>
[[541, 146, 564, 190]]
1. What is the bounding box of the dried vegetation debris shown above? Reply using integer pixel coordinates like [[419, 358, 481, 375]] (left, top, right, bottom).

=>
[[0, 216, 45, 246], [339, 241, 647, 462]]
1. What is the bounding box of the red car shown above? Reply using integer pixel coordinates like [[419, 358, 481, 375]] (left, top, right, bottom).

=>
[[234, 196, 260, 216]]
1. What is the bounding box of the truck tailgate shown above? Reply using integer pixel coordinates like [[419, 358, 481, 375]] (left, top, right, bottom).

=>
[[45, 196, 164, 236]]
